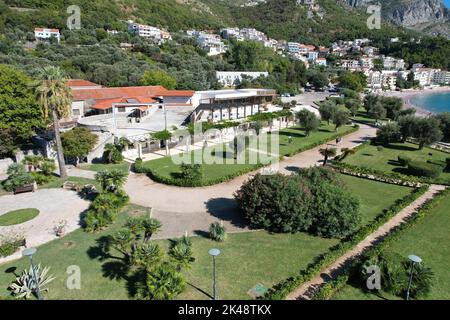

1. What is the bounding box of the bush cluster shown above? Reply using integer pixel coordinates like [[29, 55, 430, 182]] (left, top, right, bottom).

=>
[[235, 167, 360, 238], [397, 154, 412, 167]]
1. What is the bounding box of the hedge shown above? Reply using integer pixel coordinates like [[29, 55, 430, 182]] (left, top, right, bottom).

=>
[[408, 161, 443, 179], [262, 185, 428, 300], [312, 275, 349, 300], [398, 154, 412, 167], [0, 238, 25, 258], [315, 188, 450, 300], [137, 125, 360, 187]]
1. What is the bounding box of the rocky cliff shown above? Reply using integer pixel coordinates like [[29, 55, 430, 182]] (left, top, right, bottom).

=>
[[345, 0, 450, 37]]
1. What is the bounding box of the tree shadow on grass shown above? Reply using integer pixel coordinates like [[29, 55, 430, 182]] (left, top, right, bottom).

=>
[[205, 198, 248, 229], [384, 144, 418, 152], [392, 167, 412, 175], [278, 131, 306, 139], [87, 236, 122, 262]]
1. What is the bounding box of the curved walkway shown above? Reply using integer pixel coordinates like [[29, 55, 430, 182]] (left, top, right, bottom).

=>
[[0, 189, 90, 264], [124, 124, 377, 238], [286, 184, 446, 300]]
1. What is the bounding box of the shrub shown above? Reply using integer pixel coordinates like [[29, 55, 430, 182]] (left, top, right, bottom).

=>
[[102, 143, 124, 164], [426, 159, 446, 168], [84, 191, 129, 232], [178, 163, 202, 183], [40, 159, 56, 176], [447, 158, 450, 171], [236, 167, 361, 238], [235, 173, 313, 233], [31, 172, 52, 185], [360, 251, 434, 299], [309, 182, 360, 238], [398, 154, 412, 167], [376, 145, 384, 152], [209, 221, 227, 242], [2, 163, 34, 192], [133, 158, 145, 173], [408, 161, 443, 178], [0, 232, 25, 258]]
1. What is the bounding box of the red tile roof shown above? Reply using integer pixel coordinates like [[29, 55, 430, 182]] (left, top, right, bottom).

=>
[[67, 79, 101, 88], [73, 86, 194, 111], [72, 86, 167, 101]]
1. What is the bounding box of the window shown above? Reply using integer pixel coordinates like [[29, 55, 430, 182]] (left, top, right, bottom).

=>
[[118, 107, 126, 113]]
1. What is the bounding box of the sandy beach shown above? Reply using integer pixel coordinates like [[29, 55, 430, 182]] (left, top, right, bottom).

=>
[[380, 86, 450, 116]]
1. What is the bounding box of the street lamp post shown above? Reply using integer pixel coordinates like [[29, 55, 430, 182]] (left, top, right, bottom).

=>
[[208, 248, 221, 300], [406, 254, 422, 300], [22, 248, 43, 300]]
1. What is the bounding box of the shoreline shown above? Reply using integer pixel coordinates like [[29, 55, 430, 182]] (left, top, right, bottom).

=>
[[380, 86, 450, 116]]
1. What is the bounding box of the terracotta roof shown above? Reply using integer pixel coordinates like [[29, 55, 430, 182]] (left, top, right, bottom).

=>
[[67, 79, 101, 88], [35, 28, 59, 33], [90, 97, 158, 110], [161, 90, 195, 97], [72, 86, 167, 101]]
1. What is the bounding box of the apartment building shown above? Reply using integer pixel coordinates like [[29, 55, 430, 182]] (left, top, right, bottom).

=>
[[187, 31, 227, 56], [215, 71, 269, 87], [127, 21, 171, 43], [383, 56, 405, 70]]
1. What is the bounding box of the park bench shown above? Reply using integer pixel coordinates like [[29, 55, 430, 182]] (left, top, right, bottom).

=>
[[13, 183, 35, 195], [62, 181, 81, 192]]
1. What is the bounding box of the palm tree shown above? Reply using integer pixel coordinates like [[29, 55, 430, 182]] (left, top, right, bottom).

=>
[[140, 263, 185, 300], [169, 242, 195, 271], [142, 218, 162, 243], [36, 66, 72, 179], [319, 147, 337, 166], [22, 155, 44, 172], [95, 169, 128, 192]]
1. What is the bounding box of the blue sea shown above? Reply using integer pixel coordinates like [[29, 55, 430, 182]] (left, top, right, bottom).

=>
[[410, 92, 450, 113]]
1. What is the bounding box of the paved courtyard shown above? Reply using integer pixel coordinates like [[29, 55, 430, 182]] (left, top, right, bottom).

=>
[[0, 189, 90, 264]]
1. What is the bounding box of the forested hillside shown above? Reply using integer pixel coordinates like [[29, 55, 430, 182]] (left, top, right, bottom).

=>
[[0, 0, 449, 92]]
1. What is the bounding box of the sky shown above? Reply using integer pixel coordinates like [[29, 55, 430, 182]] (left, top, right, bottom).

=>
[[444, 0, 450, 8]]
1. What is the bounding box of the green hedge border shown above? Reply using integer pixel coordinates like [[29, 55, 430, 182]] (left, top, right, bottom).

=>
[[137, 125, 360, 187], [311, 187, 449, 300], [262, 185, 429, 300]]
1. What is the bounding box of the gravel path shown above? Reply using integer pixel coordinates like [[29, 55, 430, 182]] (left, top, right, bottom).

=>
[[125, 124, 377, 239], [286, 184, 446, 300], [0, 189, 90, 264]]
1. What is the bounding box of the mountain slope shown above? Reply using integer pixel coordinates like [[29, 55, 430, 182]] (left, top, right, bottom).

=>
[[0, 0, 406, 43], [344, 0, 450, 37]]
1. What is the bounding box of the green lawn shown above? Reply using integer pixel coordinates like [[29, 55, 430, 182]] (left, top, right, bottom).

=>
[[0, 174, 413, 300], [333, 194, 450, 300], [80, 161, 130, 175], [0, 208, 39, 226], [343, 142, 450, 184], [340, 174, 412, 225], [143, 123, 356, 186], [351, 109, 389, 126], [0, 205, 338, 300]]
